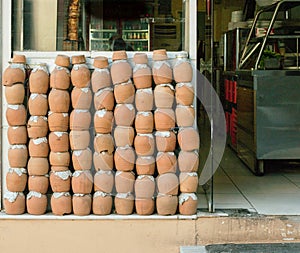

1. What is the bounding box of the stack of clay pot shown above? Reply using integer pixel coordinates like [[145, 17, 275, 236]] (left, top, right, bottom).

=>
[[70, 55, 93, 216], [68, 0, 80, 41], [111, 50, 135, 215], [173, 51, 198, 215], [26, 63, 50, 215], [3, 54, 27, 214], [91, 56, 114, 215], [152, 49, 179, 215], [48, 54, 72, 215], [133, 53, 155, 215]]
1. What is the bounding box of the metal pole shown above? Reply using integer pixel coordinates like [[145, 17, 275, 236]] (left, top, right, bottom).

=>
[[209, 0, 215, 213]]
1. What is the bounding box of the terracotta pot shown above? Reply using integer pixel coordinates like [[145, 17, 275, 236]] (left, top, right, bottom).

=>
[[2, 63, 26, 86], [26, 192, 47, 215], [113, 126, 135, 147], [72, 55, 86, 65], [6, 168, 27, 192], [49, 151, 70, 167], [179, 172, 199, 193], [114, 104, 135, 126], [134, 175, 155, 199], [152, 60, 173, 85], [28, 94, 48, 116], [11, 54, 26, 64], [50, 66, 70, 90], [94, 170, 114, 193], [70, 110, 91, 130], [111, 51, 132, 85], [28, 175, 49, 194], [8, 145, 28, 168], [112, 50, 127, 61], [134, 133, 155, 156], [72, 170, 93, 194], [48, 88, 70, 113], [94, 133, 114, 154], [154, 109, 175, 131], [51, 166, 69, 172], [94, 109, 114, 134], [178, 127, 200, 151], [135, 198, 155, 215], [152, 49, 168, 61], [135, 88, 153, 111], [114, 193, 134, 215], [29, 65, 49, 94], [136, 156, 155, 175], [114, 146, 135, 171], [135, 112, 153, 134], [155, 131, 176, 152], [173, 53, 193, 83], [51, 192, 72, 215], [93, 151, 114, 171], [49, 132, 69, 153], [133, 53, 152, 89], [115, 171, 135, 193], [6, 104, 26, 126], [70, 130, 90, 150], [154, 84, 175, 108], [175, 105, 195, 127], [48, 112, 69, 132], [94, 87, 115, 111], [93, 56, 109, 69], [133, 66, 152, 89], [178, 151, 199, 172], [91, 68, 112, 93], [114, 80, 135, 104], [28, 157, 49, 176], [93, 192, 112, 215], [27, 116, 48, 138], [72, 148, 92, 171], [7, 126, 27, 145], [4, 192, 25, 215], [71, 63, 91, 88], [71, 87, 92, 110], [156, 152, 177, 174], [156, 194, 178, 215], [178, 193, 198, 215], [133, 52, 148, 64], [156, 173, 179, 195], [50, 170, 72, 192], [175, 83, 194, 106], [5, 83, 25, 104], [55, 54, 70, 68], [29, 137, 49, 157], [72, 194, 92, 216]]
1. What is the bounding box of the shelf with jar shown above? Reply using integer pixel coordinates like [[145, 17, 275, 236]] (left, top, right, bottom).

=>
[[122, 21, 150, 51], [89, 22, 117, 51]]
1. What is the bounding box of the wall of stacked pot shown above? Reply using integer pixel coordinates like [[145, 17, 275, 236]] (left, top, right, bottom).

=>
[[1, 49, 200, 216]]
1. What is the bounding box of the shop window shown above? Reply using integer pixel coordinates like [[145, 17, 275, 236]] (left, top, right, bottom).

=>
[[12, 0, 185, 52]]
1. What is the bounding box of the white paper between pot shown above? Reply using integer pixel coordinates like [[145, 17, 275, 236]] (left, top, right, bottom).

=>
[[53, 192, 71, 198], [4, 192, 24, 202], [179, 193, 198, 205], [27, 191, 43, 200], [8, 168, 27, 176]]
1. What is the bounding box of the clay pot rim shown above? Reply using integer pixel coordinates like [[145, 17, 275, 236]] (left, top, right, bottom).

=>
[[93, 56, 109, 68], [112, 50, 127, 61]]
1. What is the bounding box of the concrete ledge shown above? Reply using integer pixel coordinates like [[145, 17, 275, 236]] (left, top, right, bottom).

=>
[[0, 211, 198, 220]]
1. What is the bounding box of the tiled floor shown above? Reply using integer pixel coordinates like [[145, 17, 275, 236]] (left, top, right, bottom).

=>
[[198, 121, 300, 215]]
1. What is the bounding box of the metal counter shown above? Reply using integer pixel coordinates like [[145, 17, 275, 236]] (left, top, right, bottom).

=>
[[236, 70, 300, 174]]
